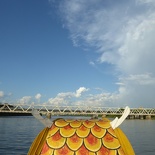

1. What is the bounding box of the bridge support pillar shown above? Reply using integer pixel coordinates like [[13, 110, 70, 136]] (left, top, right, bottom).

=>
[[140, 115, 144, 119], [134, 115, 139, 119], [46, 113, 51, 119], [129, 115, 135, 119], [145, 115, 151, 119]]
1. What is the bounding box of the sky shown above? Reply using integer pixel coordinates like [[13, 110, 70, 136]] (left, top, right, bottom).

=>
[[1, 0, 155, 108]]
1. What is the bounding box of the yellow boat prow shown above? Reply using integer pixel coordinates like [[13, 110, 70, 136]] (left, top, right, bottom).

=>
[[28, 119, 135, 155], [28, 127, 49, 155], [114, 128, 135, 155]]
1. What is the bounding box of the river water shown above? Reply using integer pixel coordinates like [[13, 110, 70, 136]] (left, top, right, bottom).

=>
[[0, 116, 155, 155]]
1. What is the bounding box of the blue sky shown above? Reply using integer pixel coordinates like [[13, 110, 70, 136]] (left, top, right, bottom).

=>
[[1, 0, 155, 108]]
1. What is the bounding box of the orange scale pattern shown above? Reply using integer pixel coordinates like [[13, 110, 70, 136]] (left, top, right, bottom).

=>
[[41, 119, 125, 155]]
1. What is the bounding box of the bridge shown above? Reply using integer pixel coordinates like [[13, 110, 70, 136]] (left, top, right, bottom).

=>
[[0, 103, 155, 119]]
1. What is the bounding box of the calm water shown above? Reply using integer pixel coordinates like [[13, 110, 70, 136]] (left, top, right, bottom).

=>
[[0, 116, 155, 155]]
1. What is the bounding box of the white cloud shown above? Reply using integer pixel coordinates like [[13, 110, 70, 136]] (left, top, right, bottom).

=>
[[18, 96, 32, 105], [75, 87, 89, 97], [74, 93, 119, 107], [119, 74, 155, 86], [59, 0, 127, 50], [89, 61, 95, 66], [0, 91, 4, 98], [117, 15, 155, 75], [45, 87, 120, 107], [116, 74, 155, 107], [49, 0, 155, 107], [35, 93, 42, 100], [47, 87, 89, 105], [48, 96, 68, 106], [136, 0, 155, 4]]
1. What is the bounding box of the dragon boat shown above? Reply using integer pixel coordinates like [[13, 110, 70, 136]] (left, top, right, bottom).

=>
[[28, 106, 135, 155]]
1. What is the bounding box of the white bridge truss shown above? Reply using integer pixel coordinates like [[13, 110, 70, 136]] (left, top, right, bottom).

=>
[[0, 103, 155, 116]]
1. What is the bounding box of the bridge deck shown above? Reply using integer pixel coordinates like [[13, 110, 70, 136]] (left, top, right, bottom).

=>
[[0, 104, 155, 116]]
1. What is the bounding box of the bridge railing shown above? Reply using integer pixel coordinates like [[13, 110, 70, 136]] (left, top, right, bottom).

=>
[[0, 103, 33, 113], [0, 103, 155, 116]]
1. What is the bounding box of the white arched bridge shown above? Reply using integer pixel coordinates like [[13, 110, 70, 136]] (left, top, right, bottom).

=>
[[0, 103, 155, 119]]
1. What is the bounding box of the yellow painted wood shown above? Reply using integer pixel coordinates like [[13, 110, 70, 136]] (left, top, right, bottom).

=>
[[28, 127, 49, 155], [28, 119, 135, 155], [114, 128, 135, 155]]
